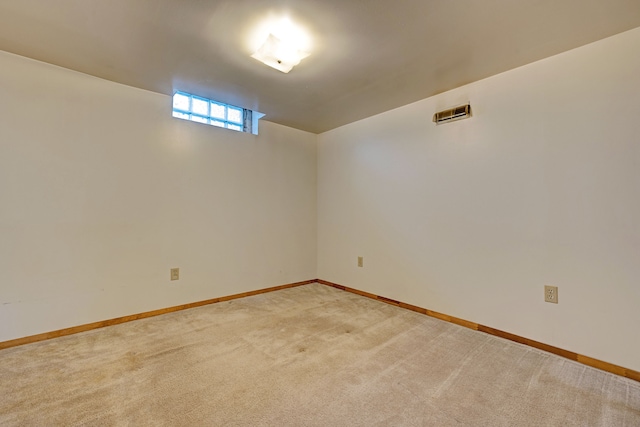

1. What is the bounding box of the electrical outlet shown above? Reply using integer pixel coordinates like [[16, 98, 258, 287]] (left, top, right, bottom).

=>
[[170, 268, 179, 281], [544, 285, 558, 304], [357, 256, 363, 267]]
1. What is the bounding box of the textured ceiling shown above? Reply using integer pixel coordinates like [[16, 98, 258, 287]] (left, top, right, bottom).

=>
[[1, 1, 639, 133]]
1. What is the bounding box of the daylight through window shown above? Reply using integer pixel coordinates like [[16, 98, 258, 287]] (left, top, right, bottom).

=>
[[172, 92, 263, 134]]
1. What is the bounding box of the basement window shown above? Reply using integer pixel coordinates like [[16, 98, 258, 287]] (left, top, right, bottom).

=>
[[172, 91, 264, 135]]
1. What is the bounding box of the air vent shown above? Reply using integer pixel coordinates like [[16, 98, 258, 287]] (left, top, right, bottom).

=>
[[433, 104, 471, 125]]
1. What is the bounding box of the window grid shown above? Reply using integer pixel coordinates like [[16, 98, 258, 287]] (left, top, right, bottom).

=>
[[172, 92, 246, 132]]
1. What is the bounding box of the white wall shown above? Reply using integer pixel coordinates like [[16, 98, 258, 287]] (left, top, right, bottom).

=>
[[318, 28, 640, 371], [0, 51, 317, 342], [2, 27, 639, 373]]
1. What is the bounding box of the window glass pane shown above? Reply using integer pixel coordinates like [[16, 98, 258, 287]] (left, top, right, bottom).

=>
[[172, 91, 260, 134], [172, 111, 190, 120], [210, 102, 226, 120], [173, 93, 190, 111], [227, 107, 242, 124], [192, 98, 209, 116], [191, 115, 209, 124]]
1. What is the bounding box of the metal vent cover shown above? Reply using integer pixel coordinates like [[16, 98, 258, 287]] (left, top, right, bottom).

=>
[[433, 104, 471, 125]]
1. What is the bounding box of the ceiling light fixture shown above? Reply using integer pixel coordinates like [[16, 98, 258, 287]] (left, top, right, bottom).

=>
[[250, 16, 311, 73], [252, 33, 310, 73]]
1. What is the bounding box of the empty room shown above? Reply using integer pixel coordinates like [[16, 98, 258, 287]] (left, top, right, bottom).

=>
[[1, 1, 639, 425]]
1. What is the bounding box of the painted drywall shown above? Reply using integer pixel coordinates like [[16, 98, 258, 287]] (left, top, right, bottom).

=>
[[318, 27, 640, 371], [0, 51, 317, 342]]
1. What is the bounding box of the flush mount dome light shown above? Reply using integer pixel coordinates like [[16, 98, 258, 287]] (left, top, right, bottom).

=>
[[251, 33, 310, 73]]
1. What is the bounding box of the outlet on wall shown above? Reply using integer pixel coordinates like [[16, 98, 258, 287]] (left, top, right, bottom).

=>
[[171, 268, 180, 281], [544, 285, 558, 304], [357, 256, 363, 267]]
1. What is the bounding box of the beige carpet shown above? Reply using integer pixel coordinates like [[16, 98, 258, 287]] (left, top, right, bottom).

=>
[[1, 283, 638, 426]]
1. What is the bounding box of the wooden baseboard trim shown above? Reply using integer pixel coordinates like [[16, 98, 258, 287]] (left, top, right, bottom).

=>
[[4, 278, 638, 383], [0, 279, 316, 351], [317, 279, 640, 383]]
